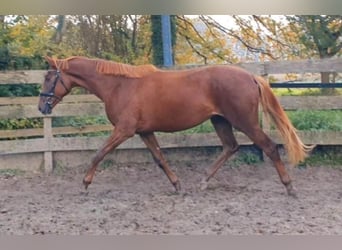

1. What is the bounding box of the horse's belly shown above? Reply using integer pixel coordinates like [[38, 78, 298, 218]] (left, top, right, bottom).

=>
[[138, 105, 218, 133]]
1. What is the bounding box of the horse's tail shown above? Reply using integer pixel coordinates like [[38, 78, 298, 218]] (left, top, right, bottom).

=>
[[254, 75, 314, 165]]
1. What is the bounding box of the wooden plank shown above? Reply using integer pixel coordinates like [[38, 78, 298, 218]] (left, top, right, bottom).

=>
[[0, 132, 251, 154], [44, 117, 52, 141], [0, 102, 106, 119], [279, 96, 342, 110], [51, 136, 141, 151], [53, 124, 112, 135], [172, 63, 265, 75], [0, 136, 140, 154], [1, 131, 341, 156], [48, 132, 253, 151], [0, 103, 41, 119], [237, 62, 266, 75], [157, 132, 252, 148], [0, 96, 39, 105], [0, 124, 112, 139], [0, 94, 101, 105], [43, 117, 53, 172], [0, 138, 47, 154], [43, 150, 53, 172], [167, 58, 342, 75], [0, 128, 44, 139], [264, 58, 342, 74], [267, 130, 342, 145]]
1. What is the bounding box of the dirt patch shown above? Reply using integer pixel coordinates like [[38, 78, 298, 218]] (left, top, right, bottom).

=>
[[0, 162, 342, 235]]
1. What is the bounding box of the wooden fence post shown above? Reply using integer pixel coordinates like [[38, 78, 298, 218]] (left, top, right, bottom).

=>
[[261, 74, 271, 163], [43, 116, 53, 172]]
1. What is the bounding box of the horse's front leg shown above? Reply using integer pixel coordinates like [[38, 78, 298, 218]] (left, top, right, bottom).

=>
[[139, 132, 181, 192], [83, 127, 134, 189]]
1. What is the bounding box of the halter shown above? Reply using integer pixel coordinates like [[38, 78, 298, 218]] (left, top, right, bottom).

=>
[[39, 69, 69, 108]]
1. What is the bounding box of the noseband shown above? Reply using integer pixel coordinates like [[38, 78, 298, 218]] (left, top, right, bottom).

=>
[[40, 69, 69, 107]]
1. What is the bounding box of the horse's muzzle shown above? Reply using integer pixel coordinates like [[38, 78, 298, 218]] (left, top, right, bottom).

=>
[[38, 102, 52, 115]]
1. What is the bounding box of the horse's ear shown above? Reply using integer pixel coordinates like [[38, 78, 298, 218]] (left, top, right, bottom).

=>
[[45, 56, 57, 69]]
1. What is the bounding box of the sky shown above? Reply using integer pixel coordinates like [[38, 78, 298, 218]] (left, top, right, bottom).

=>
[[186, 15, 287, 30], [186, 15, 237, 29]]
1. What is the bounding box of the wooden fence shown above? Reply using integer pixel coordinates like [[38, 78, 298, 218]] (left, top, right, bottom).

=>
[[0, 58, 342, 172]]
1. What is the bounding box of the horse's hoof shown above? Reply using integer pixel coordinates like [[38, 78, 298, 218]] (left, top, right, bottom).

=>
[[286, 183, 298, 198], [83, 179, 91, 190], [173, 180, 181, 192]]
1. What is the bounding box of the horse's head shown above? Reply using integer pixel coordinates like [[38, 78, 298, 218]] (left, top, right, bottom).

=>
[[38, 56, 72, 115]]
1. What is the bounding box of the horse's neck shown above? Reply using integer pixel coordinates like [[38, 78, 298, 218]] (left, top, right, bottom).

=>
[[69, 70, 121, 101]]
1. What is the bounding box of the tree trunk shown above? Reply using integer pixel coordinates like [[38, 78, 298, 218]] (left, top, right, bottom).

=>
[[52, 15, 66, 44], [321, 72, 337, 95], [0, 15, 5, 29], [320, 54, 336, 95]]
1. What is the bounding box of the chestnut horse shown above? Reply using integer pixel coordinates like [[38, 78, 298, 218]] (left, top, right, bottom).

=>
[[38, 56, 312, 196]]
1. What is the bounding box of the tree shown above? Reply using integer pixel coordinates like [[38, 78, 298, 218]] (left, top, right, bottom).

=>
[[175, 15, 241, 65], [287, 15, 342, 59], [196, 15, 304, 62], [175, 15, 335, 63], [0, 15, 10, 70], [51, 15, 66, 44], [173, 15, 300, 65], [287, 15, 342, 93], [59, 15, 151, 64]]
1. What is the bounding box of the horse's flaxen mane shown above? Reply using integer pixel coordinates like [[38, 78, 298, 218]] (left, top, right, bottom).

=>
[[51, 56, 85, 71], [95, 59, 158, 78], [51, 56, 157, 78]]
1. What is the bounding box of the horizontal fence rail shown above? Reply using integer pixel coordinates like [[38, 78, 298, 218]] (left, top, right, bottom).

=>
[[0, 58, 342, 172], [270, 83, 342, 88]]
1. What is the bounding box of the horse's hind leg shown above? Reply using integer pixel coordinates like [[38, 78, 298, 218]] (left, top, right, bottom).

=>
[[242, 126, 297, 197], [201, 116, 239, 189], [139, 132, 181, 192]]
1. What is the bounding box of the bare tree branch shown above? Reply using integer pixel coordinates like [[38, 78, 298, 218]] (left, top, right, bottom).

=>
[[176, 15, 234, 63], [198, 15, 280, 60]]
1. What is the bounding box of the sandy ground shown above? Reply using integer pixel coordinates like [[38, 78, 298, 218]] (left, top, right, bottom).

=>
[[0, 161, 342, 235]]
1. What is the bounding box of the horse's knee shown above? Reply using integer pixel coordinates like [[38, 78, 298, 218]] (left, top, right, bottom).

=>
[[264, 142, 280, 161]]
